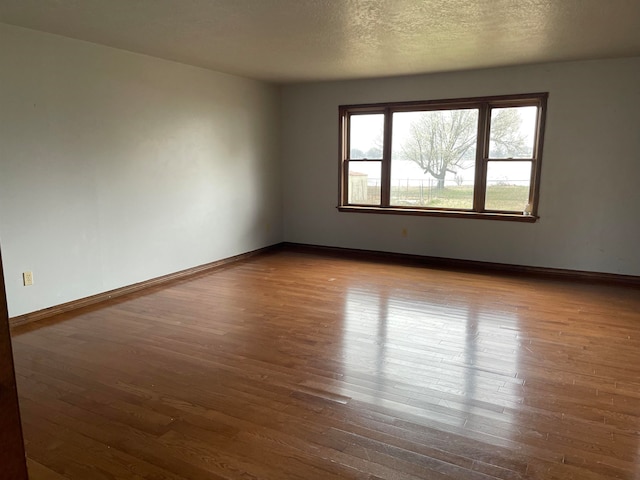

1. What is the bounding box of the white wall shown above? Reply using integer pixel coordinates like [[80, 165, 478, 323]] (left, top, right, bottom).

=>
[[0, 24, 282, 317], [281, 57, 640, 276]]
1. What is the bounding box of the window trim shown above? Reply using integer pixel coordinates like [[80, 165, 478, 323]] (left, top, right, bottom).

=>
[[338, 92, 548, 221]]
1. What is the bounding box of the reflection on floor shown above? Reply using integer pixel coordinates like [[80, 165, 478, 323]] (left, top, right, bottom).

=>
[[11, 249, 640, 479]]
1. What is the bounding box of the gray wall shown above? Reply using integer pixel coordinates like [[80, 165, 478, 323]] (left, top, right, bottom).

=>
[[281, 57, 640, 276], [0, 24, 283, 317]]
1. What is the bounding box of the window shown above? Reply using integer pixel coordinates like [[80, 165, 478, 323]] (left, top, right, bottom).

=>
[[338, 93, 548, 221]]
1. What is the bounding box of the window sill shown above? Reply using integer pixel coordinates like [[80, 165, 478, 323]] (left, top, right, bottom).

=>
[[337, 206, 538, 222]]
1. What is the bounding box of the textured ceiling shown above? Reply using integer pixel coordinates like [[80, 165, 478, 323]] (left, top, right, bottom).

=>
[[1, 0, 640, 84]]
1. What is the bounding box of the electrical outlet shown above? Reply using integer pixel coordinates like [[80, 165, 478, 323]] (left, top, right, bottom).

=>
[[23, 271, 34, 286], [401, 228, 408, 238]]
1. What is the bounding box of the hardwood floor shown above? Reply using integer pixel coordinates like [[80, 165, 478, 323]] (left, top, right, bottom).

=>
[[10, 249, 640, 479]]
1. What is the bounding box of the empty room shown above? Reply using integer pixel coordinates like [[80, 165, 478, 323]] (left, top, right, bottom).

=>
[[1, 1, 640, 479]]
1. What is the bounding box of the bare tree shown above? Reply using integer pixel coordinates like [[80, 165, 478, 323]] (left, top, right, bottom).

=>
[[487, 108, 528, 158], [399, 108, 527, 189]]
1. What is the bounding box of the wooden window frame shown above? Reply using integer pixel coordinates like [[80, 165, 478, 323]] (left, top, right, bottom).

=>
[[338, 93, 548, 222]]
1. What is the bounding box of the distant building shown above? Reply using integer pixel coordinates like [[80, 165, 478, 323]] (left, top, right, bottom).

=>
[[349, 171, 368, 203]]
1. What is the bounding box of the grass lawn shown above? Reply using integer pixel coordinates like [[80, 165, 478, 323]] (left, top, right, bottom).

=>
[[382, 185, 530, 211]]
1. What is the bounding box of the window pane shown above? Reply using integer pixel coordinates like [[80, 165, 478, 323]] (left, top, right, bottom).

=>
[[349, 114, 384, 159], [348, 161, 381, 205], [390, 110, 478, 209], [489, 106, 537, 158], [485, 161, 532, 212]]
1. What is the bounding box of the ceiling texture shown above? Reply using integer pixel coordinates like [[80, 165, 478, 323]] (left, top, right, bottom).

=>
[[1, 0, 640, 84]]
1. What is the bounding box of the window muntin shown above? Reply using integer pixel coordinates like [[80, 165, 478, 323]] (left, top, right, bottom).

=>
[[339, 93, 547, 220]]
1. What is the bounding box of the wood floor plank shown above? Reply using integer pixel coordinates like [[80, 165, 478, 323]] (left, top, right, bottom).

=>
[[26, 459, 70, 480], [11, 249, 640, 479]]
